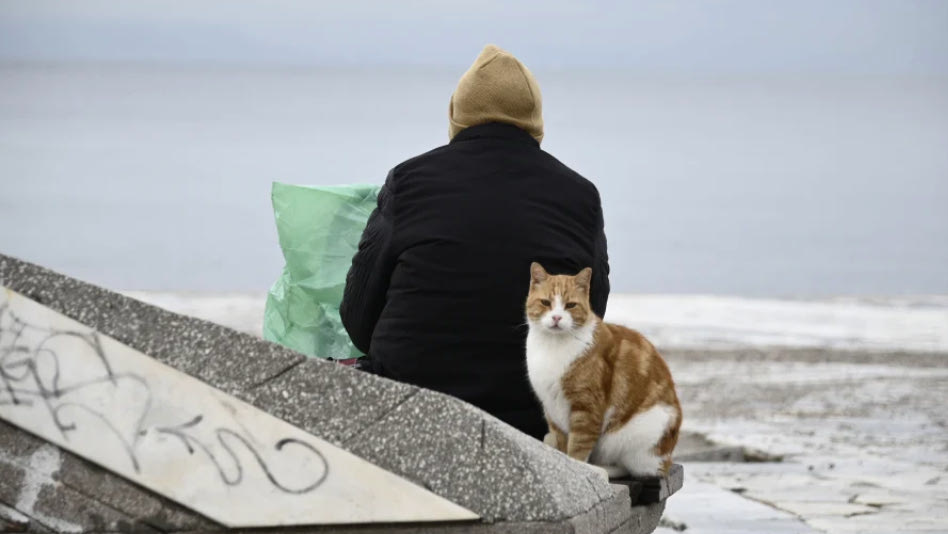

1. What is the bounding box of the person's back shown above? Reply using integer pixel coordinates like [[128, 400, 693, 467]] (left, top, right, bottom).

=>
[[341, 45, 609, 439]]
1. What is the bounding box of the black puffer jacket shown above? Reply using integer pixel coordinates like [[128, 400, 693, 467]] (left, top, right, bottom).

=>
[[340, 122, 610, 439]]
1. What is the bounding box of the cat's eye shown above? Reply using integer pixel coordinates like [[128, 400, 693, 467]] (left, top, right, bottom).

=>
[[540, 299, 551, 307], [565, 302, 577, 309]]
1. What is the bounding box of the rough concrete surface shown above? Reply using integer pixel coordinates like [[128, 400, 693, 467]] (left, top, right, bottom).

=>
[[0, 253, 667, 533]]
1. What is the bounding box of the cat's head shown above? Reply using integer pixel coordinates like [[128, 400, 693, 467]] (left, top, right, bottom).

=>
[[525, 262, 594, 335]]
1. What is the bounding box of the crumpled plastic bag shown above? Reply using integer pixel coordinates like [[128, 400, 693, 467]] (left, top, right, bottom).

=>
[[263, 182, 380, 359]]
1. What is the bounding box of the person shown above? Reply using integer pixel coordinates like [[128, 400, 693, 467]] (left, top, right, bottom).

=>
[[340, 44, 609, 439]]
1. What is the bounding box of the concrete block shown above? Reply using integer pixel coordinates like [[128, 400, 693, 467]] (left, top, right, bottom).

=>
[[0, 253, 666, 533]]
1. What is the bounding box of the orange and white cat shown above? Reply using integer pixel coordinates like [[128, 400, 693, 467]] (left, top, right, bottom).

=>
[[525, 262, 682, 477]]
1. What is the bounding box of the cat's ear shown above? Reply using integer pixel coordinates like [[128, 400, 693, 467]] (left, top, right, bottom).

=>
[[574, 267, 593, 291], [530, 262, 549, 285]]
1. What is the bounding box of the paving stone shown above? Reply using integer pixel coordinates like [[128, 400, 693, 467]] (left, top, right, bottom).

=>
[[771, 500, 878, 518], [850, 490, 912, 507], [660, 480, 820, 533]]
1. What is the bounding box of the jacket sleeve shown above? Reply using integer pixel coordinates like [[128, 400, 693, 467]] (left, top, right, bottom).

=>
[[340, 171, 398, 355], [590, 202, 611, 318]]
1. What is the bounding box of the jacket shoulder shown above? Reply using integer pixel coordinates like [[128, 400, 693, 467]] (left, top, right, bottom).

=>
[[391, 143, 454, 175], [537, 150, 602, 201], [374, 144, 453, 197]]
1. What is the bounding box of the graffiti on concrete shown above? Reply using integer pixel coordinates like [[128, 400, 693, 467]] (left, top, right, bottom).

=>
[[0, 301, 328, 494], [0, 288, 478, 527]]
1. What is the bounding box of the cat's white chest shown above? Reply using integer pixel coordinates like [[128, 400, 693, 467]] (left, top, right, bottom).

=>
[[525, 327, 593, 433]]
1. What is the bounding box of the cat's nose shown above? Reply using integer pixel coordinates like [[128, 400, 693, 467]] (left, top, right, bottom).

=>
[[551, 315, 562, 324]]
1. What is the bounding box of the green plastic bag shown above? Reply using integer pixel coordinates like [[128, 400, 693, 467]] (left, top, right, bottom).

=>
[[263, 182, 380, 359]]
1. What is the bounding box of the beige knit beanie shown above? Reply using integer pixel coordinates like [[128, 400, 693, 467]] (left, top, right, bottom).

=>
[[449, 44, 544, 143]]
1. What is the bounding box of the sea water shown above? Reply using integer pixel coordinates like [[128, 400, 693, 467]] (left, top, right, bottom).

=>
[[1, 64, 946, 295]]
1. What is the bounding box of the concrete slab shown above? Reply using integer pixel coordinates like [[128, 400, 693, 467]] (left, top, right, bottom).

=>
[[0, 288, 479, 526]]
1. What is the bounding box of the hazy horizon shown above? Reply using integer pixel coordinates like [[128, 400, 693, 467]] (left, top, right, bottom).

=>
[[2, 1, 947, 74], [1, 2, 946, 295], [2, 63, 946, 295]]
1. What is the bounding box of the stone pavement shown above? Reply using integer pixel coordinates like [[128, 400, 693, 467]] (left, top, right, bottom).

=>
[[656, 479, 819, 534], [663, 349, 948, 533]]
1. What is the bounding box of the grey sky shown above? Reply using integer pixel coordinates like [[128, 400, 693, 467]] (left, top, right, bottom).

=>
[[1, 0, 947, 74]]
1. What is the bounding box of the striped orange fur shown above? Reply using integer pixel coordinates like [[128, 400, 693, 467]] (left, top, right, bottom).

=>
[[525, 263, 682, 475]]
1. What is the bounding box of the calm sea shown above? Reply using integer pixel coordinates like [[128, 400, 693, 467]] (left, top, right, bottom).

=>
[[1, 64, 946, 295]]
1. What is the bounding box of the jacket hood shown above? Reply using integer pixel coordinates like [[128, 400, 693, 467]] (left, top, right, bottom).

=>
[[448, 44, 544, 143]]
